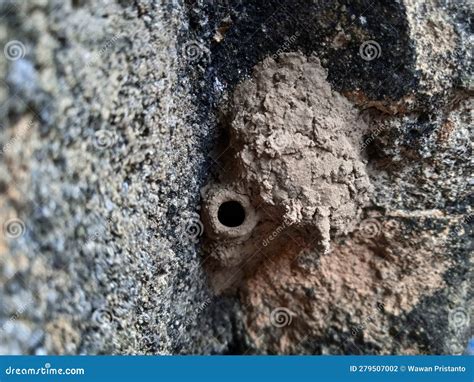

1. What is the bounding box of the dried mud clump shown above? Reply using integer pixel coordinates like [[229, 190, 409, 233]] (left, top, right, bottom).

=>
[[201, 53, 372, 293]]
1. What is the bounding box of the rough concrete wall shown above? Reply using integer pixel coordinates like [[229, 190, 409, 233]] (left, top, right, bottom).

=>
[[0, 0, 238, 355], [0, 0, 472, 355]]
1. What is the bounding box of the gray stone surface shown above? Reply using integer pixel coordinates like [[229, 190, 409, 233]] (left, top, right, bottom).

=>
[[0, 0, 238, 355]]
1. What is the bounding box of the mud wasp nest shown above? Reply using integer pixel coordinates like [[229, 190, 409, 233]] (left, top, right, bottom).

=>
[[201, 53, 372, 293]]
